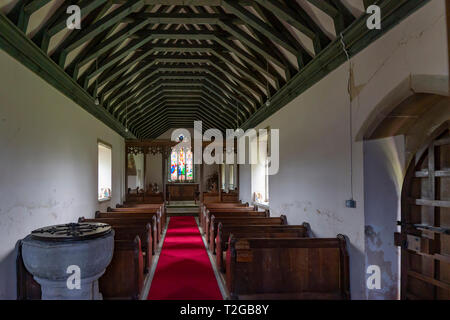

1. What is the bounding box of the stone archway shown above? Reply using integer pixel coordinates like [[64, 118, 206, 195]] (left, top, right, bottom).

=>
[[358, 75, 449, 299]]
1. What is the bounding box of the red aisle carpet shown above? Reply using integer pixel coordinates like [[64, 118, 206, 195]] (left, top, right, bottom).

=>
[[147, 216, 223, 300]]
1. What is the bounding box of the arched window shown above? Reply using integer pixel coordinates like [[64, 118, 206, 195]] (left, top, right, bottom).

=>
[[169, 147, 194, 182]]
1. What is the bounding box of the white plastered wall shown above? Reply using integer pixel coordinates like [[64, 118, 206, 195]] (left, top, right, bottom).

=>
[[239, 0, 448, 299], [0, 50, 126, 299]]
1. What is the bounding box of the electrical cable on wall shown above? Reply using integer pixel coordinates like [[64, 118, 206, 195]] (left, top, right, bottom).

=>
[[340, 32, 356, 208]]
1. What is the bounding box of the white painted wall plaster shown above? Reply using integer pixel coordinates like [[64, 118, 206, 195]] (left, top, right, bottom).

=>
[[239, 0, 448, 299], [0, 50, 125, 299]]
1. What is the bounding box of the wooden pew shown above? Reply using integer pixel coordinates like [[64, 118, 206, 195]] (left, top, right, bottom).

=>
[[89, 213, 160, 244], [97, 211, 162, 242], [111, 204, 164, 219], [203, 207, 266, 232], [99, 236, 145, 300], [226, 235, 350, 300], [201, 207, 270, 233], [80, 216, 158, 254], [202, 207, 259, 233], [125, 192, 144, 203], [208, 216, 288, 248], [203, 192, 220, 203], [215, 224, 310, 271], [114, 203, 163, 211], [142, 192, 164, 204], [202, 202, 246, 207], [200, 203, 249, 230], [205, 211, 269, 248], [109, 224, 153, 273], [16, 240, 41, 300], [110, 205, 166, 228], [118, 203, 163, 209], [221, 192, 239, 203]]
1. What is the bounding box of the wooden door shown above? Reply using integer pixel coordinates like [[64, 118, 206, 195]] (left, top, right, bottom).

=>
[[398, 123, 450, 299]]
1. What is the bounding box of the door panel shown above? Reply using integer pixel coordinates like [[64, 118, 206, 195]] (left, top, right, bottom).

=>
[[399, 124, 450, 299]]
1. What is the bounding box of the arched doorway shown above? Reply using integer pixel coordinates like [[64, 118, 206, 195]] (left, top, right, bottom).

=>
[[398, 122, 450, 299], [360, 89, 449, 299]]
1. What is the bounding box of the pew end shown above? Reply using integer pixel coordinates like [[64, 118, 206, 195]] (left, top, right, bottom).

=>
[[99, 236, 144, 300], [226, 235, 351, 300], [302, 222, 312, 237]]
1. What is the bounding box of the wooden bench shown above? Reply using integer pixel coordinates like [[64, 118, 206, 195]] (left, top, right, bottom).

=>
[[16, 240, 41, 300], [111, 204, 164, 216], [88, 219, 156, 273], [205, 211, 269, 247], [226, 235, 350, 300], [142, 192, 164, 204], [96, 211, 162, 242], [202, 207, 270, 230], [200, 202, 248, 231], [203, 192, 220, 203], [201, 205, 253, 229], [85, 212, 161, 245], [110, 205, 166, 228], [99, 236, 145, 300], [108, 224, 153, 273], [202, 202, 246, 207], [208, 216, 288, 249], [114, 203, 163, 211], [201, 207, 258, 233], [118, 203, 163, 209], [215, 224, 310, 272], [125, 193, 144, 203], [221, 192, 239, 203]]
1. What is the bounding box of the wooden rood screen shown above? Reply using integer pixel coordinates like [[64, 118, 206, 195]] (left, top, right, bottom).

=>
[[398, 124, 450, 299]]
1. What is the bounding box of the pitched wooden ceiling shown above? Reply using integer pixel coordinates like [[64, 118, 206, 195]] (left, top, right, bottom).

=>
[[0, 0, 428, 139]]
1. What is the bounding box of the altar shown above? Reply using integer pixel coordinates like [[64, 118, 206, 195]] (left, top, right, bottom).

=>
[[166, 183, 199, 201]]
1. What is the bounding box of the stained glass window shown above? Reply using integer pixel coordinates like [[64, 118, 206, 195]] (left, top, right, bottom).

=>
[[169, 147, 194, 182], [178, 148, 185, 181], [170, 149, 178, 181], [186, 149, 193, 180]]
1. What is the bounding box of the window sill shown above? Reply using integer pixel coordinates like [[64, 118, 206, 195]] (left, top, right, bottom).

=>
[[98, 197, 112, 203], [253, 201, 270, 209]]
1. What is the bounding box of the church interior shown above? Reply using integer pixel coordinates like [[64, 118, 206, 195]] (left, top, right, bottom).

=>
[[0, 0, 449, 302]]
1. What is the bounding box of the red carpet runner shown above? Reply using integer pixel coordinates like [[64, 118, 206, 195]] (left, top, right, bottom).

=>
[[147, 216, 223, 300]]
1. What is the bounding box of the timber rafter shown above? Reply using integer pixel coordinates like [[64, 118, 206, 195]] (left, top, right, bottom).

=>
[[0, 0, 430, 138]]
